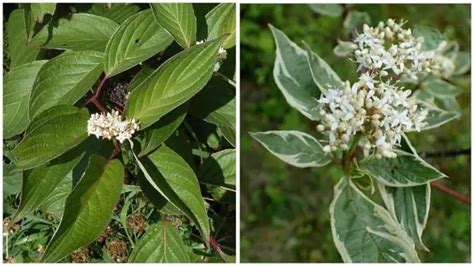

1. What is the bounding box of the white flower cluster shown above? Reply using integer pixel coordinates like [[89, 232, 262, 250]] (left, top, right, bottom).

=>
[[353, 19, 436, 80], [87, 111, 139, 143], [318, 74, 428, 159], [196, 39, 227, 71]]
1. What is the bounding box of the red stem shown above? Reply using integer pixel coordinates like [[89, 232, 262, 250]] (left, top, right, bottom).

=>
[[85, 73, 108, 113], [431, 181, 470, 205], [107, 140, 121, 161], [94, 73, 108, 98], [210, 235, 222, 253], [90, 98, 107, 113]]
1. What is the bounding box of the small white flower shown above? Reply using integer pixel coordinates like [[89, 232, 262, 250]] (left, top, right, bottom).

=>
[[352, 18, 442, 80], [317, 77, 427, 159], [87, 111, 139, 144]]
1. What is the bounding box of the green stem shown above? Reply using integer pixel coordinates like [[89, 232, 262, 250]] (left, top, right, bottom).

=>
[[347, 134, 362, 159], [342, 134, 361, 172]]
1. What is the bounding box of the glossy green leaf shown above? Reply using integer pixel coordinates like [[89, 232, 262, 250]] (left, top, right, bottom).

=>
[[13, 148, 84, 222], [206, 3, 236, 49], [40, 155, 124, 262], [379, 184, 430, 251], [189, 75, 235, 129], [23, 3, 56, 43], [138, 104, 188, 157], [308, 4, 343, 17], [359, 150, 447, 187], [219, 125, 235, 147], [3, 164, 23, 196], [7, 9, 41, 68], [150, 3, 196, 48], [137, 171, 182, 216], [304, 41, 342, 94], [129, 66, 154, 92], [12, 105, 89, 170], [4, 60, 47, 139], [333, 40, 358, 57], [40, 172, 73, 220], [133, 145, 210, 244], [29, 50, 103, 118], [125, 40, 220, 129], [269, 24, 321, 120], [198, 149, 235, 201], [103, 9, 173, 77], [330, 178, 420, 263], [30, 13, 119, 52], [88, 3, 140, 24], [250, 130, 332, 168], [129, 222, 190, 262]]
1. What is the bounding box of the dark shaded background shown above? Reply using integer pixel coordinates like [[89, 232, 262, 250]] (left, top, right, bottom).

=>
[[240, 4, 471, 262]]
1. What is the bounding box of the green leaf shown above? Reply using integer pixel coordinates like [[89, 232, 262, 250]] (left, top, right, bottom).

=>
[[7, 9, 41, 69], [413, 25, 445, 52], [125, 40, 220, 129], [379, 184, 430, 251], [333, 40, 358, 57], [40, 155, 124, 262], [40, 172, 73, 220], [129, 66, 154, 92], [206, 3, 236, 49], [13, 148, 84, 222], [137, 172, 183, 216], [12, 105, 89, 170], [343, 11, 371, 32], [219, 125, 235, 147], [453, 51, 470, 76], [198, 149, 235, 202], [422, 78, 461, 97], [30, 13, 119, 52], [103, 9, 173, 77], [4, 60, 47, 139], [308, 4, 343, 17], [3, 164, 23, 196], [29, 50, 103, 118], [359, 150, 447, 187], [269, 24, 321, 120], [23, 3, 56, 43], [150, 3, 196, 48], [330, 178, 420, 263], [189, 75, 235, 129], [419, 101, 460, 130], [138, 103, 188, 157], [88, 3, 140, 24], [133, 145, 210, 244], [303, 41, 342, 94], [129, 221, 190, 262], [250, 130, 332, 168]]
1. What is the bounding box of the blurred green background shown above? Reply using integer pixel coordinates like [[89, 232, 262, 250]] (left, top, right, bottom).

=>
[[240, 4, 471, 262]]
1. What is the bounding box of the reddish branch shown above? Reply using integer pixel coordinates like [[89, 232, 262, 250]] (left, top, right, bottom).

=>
[[431, 181, 470, 205], [210, 234, 223, 253], [83, 73, 122, 161], [85, 73, 108, 113], [107, 140, 121, 161]]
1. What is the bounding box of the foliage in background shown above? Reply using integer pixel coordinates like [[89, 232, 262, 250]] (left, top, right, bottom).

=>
[[241, 4, 470, 262], [3, 3, 235, 263]]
